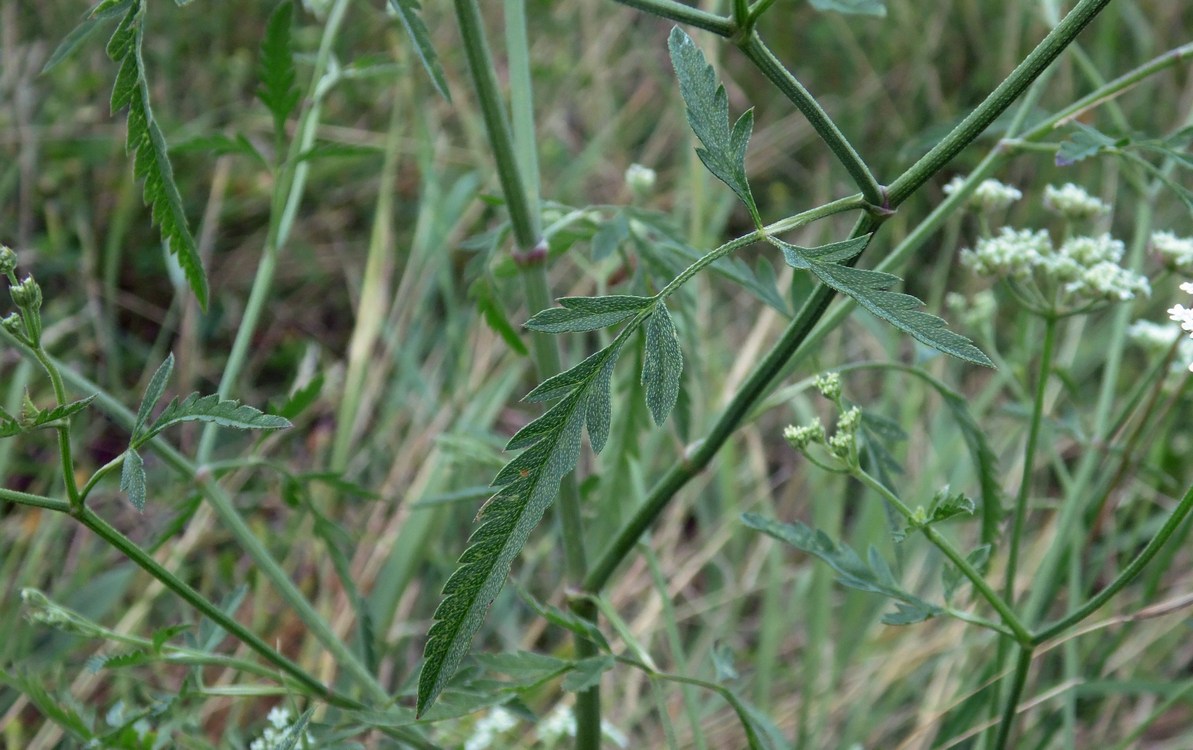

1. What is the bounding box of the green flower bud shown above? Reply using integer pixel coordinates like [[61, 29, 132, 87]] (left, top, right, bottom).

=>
[[814, 372, 842, 400], [0, 245, 15, 276], [9, 276, 42, 312], [1, 313, 21, 336]]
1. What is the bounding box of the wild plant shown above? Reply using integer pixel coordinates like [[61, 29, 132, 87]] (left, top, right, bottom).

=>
[[3, 0, 1192, 748]]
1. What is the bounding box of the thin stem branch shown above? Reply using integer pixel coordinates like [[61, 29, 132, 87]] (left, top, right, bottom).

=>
[[992, 646, 1034, 749], [852, 467, 1031, 643], [609, 0, 734, 36], [737, 32, 884, 206], [196, 0, 350, 464], [0, 487, 72, 513], [887, 0, 1114, 205], [1032, 482, 1193, 644], [69, 504, 359, 708], [1004, 315, 1056, 605]]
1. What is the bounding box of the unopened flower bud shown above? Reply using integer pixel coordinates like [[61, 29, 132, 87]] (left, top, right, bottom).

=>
[[625, 163, 657, 199], [1, 313, 21, 336], [9, 276, 42, 312], [0, 245, 16, 276], [814, 372, 841, 400]]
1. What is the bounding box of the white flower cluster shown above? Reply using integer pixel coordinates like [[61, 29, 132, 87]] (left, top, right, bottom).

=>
[[536, 704, 627, 748], [625, 163, 657, 197], [249, 708, 312, 750], [1043, 183, 1110, 221], [961, 227, 1148, 308], [1152, 231, 1193, 270], [944, 177, 1023, 212], [464, 706, 519, 750], [1167, 282, 1193, 372]]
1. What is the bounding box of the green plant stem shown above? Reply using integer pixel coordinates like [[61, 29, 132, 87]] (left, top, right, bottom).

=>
[[992, 646, 1034, 749], [68, 504, 360, 708], [78, 453, 125, 503], [28, 345, 82, 506], [1031, 482, 1193, 644], [609, 0, 734, 36], [454, 0, 536, 250], [1004, 315, 1056, 605], [0, 332, 393, 705], [454, 3, 598, 745], [196, 0, 349, 464], [731, 0, 749, 28], [736, 32, 883, 207], [585, 216, 879, 593], [0, 487, 72, 513], [887, 0, 1114, 205], [851, 467, 1031, 643]]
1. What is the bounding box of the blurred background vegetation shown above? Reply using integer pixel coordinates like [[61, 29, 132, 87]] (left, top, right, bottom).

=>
[[2, 0, 1192, 747]]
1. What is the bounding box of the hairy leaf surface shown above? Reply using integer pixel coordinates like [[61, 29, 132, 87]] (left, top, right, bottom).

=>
[[773, 235, 993, 366], [668, 27, 760, 225]]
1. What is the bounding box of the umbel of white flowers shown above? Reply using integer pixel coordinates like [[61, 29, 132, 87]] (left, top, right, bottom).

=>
[[1167, 281, 1193, 372]]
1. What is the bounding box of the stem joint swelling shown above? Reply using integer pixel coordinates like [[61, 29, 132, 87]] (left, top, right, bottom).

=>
[[512, 238, 549, 268]]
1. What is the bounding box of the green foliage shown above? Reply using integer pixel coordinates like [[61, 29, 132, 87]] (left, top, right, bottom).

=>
[[102, 0, 208, 308], [741, 512, 943, 625], [772, 235, 994, 366], [642, 305, 683, 425], [258, 1, 300, 144], [388, 0, 451, 100], [668, 27, 761, 227], [525, 295, 654, 334], [0, 394, 96, 438]]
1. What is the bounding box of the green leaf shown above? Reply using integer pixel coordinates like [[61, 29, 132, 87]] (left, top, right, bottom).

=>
[[133, 353, 173, 439], [139, 393, 291, 444], [808, 0, 887, 16], [928, 488, 975, 524], [388, 0, 451, 101], [1055, 123, 1127, 166], [0, 668, 96, 742], [276, 374, 325, 420], [526, 295, 654, 334], [711, 642, 740, 682], [474, 651, 571, 685], [470, 277, 529, 356], [42, 0, 133, 74], [642, 304, 683, 425], [772, 235, 993, 367], [275, 708, 313, 750], [667, 27, 760, 226], [106, 0, 208, 309], [418, 342, 625, 717], [258, 1, 299, 140], [514, 585, 612, 653], [592, 212, 630, 261], [561, 655, 614, 693], [120, 449, 147, 511], [0, 395, 97, 438], [742, 513, 942, 624]]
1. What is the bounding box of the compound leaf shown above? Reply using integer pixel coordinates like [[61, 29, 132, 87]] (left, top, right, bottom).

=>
[[773, 235, 993, 367], [668, 27, 760, 226], [105, 0, 207, 309], [133, 353, 173, 439]]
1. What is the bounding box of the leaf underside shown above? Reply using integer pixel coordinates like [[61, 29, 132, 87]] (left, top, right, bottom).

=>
[[105, 0, 208, 309], [773, 235, 993, 367]]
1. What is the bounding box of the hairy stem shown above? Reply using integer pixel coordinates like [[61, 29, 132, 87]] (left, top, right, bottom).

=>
[[609, 0, 734, 36]]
